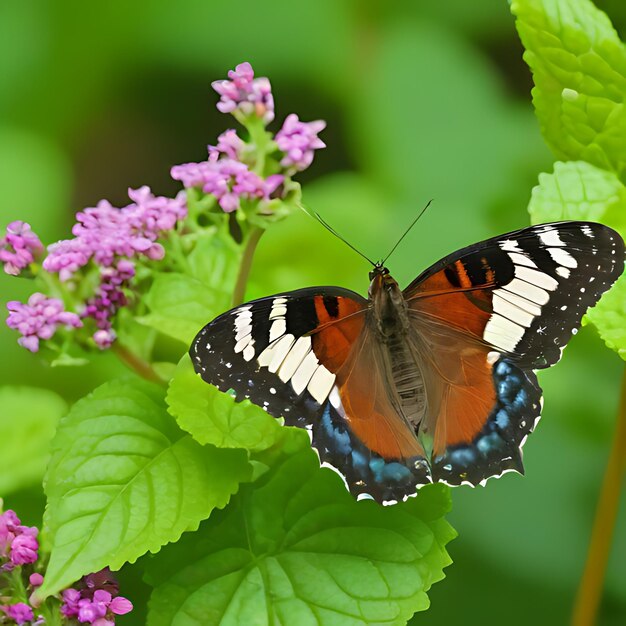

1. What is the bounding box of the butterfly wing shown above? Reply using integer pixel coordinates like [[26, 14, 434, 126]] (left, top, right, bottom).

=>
[[404, 221, 624, 486], [190, 287, 430, 502]]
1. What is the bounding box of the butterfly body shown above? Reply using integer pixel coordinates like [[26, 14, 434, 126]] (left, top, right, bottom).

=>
[[191, 221, 624, 504]]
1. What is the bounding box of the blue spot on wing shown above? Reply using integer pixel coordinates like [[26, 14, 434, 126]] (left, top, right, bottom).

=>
[[432, 357, 542, 485], [314, 397, 430, 502]]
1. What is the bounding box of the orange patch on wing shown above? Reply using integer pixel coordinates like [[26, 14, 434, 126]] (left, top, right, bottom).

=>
[[432, 348, 496, 454], [414, 290, 492, 337], [311, 296, 365, 373]]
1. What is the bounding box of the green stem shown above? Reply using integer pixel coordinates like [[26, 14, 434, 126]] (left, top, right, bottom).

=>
[[232, 227, 264, 307], [571, 365, 626, 626], [246, 117, 271, 175], [112, 343, 166, 386]]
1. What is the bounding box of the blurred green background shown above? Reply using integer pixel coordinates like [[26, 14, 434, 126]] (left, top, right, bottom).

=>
[[1, 1, 625, 624]]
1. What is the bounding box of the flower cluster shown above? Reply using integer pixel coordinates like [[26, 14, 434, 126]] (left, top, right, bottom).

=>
[[4, 61, 326, 358], [0, 509, 39, 568], [61, 569, 132, 625], [172, 154, 284, 213], [1, 504, 133, 625], [0, 221, 43, 276], [212, 62, 274, 123], [0, 508, 42, 624], [1, 603, 35, 625], [172, 62, 326, 215], [3, 186, 188, 351], [6, 293, 83, 352], [44, 186, 187, 281]]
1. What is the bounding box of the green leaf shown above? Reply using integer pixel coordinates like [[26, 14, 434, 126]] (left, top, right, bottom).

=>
[[138, 272, 223, 344], [166, 354, 282, 451], [528, 160, 626, 223], [512, 0, 626, 179], [528, 160, 626, 359], [0, 386, 66, 496], [38, 378, 251, 599], [138, 231, 241, 344], [145, 430, 455, 626]]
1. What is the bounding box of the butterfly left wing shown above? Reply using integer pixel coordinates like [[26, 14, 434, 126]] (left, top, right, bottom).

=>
[[403, 221, 624, 486], [190, 287, 431, 502]]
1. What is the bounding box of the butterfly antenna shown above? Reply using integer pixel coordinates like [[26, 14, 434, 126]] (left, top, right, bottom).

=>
[[299, 203, 376, 266], [382, 199, 433, 265]]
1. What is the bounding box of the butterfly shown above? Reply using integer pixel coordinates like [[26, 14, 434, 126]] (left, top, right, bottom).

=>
[[190, 221, 624, 504]]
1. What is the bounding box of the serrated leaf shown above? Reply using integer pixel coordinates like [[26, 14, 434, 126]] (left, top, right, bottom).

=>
[[528, 160, 626, 359], [512, 0, 626, 179], [166, 354, 282, 451], [0, 386, 66, 496], [145, 430, 455, 626], [528, 160, 626, 223], [37, 378, 251, 599], [139, 230, 241, 344]]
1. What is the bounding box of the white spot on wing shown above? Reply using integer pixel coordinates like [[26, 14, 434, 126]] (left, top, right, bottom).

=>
[[500, 239, 522, 253], [290, 350, 320, 395], [514, 265, 559, 291], [268, 317, 286, 342], [492, 292, 534, 327], [581, 225, 594, 238], [242, 344, 255, 361], [503, 278, 550, 305], [539, 229, 565, 247], [487, 351, 500, 364], [329, 386, 342, 410], [277, 336, 311, 382], [484, 315, 525, 352], [257, 334, 294, 371], [494, 289, 542, 316], [556, 266, 571, 279], [307, 365, 336, 404], [508, 252, 538, 268], [549, 247, 578, 268]]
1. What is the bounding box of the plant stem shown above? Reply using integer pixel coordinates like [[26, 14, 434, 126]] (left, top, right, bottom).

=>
[[571, 365, 626, 626], [112, 343, 166, 386], [232, 226, 264, 307]]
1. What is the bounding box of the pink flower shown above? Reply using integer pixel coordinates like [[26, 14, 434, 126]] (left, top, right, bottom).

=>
[[0, 510, 21, 556], [78, 590, 111, 623], [61, 588, 81, 618], [275, 114, 326, 171], [209, 129, 245, 161], [10, 529, 39, 565], [212, 62, 275, 123], [109, 596, 133, 615], [6, 293, 82, 352], [171, 157, 283, 213], [1, 603, 34, 625], [0, 221, 43, 276], [29, 573, 44, 587]]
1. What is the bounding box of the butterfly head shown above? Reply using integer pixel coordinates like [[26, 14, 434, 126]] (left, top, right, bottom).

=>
[[368, 262, 389, 282], [368, 263, 407, 336]]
